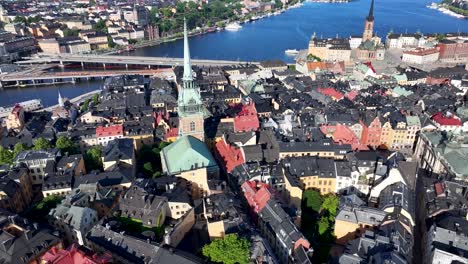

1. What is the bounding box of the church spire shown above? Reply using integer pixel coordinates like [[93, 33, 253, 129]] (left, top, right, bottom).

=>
[[182, 18, 192, 82], [367, 0, 374, 21], [58, 90, 64, 107]]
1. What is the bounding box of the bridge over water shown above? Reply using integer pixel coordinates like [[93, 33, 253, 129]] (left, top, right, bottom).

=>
[[16, 54, 257, 68]]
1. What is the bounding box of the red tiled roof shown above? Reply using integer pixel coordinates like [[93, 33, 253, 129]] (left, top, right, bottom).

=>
[[317, 88, 344, 101], [96, 124, 124, 137], [345, 90, 359, 101], [434, 182, 445, 197], [403, 47, 439, 56], [41, 244, 112, 264], [215, 138, 245, 173], [234, 102, 260, 132], [321, 124, 368, 151], [431, 112, 461, 126], [241, 181, 271, 214]]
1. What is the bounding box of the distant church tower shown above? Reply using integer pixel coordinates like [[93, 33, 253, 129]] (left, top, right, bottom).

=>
[[362, 0, 375, 41], [177, 19, 205, 141], [58, 91, 64, 107]]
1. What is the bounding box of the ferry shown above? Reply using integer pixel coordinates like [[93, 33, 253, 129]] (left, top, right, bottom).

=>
[[225, 22, 242, 31], [285, 49, 299, 55], [0, 99, 43, 118]]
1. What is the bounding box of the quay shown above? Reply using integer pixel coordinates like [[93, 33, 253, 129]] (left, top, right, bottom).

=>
[[41, 90, 101, 112]]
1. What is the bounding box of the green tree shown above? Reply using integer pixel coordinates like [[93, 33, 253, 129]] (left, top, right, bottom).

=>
[[13, 143, 29, 158], [303, 190, 323, 213], [317, 216, 330, 235], [81, 99, 90, 112], [436, 33, 446, 41], [307, 54, 321, 62], [33, 138, 52, 150], [0, 146, 14, 165], [107, 35, 115, 48], [63, 28, 80, 37], [202, 234, 250, 264], [320, 195, 339, 218], [92, 93, 99, 104], [56, 136, 78, 154], [13, 16, 27, 24], [84, 146, 103, 171], [94, 19, 108, 33], [143, 162, 154, 175]]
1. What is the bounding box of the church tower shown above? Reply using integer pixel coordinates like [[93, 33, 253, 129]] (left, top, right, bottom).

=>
[[177, 19, 205, 141], [362, 0, 375, 41]]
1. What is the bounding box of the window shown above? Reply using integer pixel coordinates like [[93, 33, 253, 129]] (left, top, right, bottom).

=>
[[190, 121, 196, 131]]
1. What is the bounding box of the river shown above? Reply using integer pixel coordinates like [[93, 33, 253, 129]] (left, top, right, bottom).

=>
[[0, 0, 466, 107], [128, 0, 468, 62]]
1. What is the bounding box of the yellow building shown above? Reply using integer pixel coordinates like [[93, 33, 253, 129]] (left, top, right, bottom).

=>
[[284, 157, 337, 195], [308, 37, 352, 62], [334, 206, 387, 245], [279, 141, 350, 160], [380, 121, 394, 149]]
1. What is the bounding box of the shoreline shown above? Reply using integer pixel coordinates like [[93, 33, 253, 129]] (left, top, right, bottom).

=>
[[427, 3, 467, 19], [106, 2, 305, 55]]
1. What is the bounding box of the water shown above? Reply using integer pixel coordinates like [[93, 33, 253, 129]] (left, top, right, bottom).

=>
[[0, 0, 466, 107], [0, 81, 102, 107], [129, 0, 467, 62]]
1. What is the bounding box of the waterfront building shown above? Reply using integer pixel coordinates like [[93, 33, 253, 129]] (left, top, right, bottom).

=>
[[402, 47, 439, 65], [308, 37, 351, 62], [437, 38, 468, 63], [177, 20, 205, 141], [385, 33, 427, 49]]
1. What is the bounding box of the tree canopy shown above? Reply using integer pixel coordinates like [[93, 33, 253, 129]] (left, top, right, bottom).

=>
[[33, 138, 52, 150], [0, 146, 14, 165], [84, 146, 103, 171], [56, 136, 78, 154], [303, 189, 323, 213], [202, 234, 250, 264]]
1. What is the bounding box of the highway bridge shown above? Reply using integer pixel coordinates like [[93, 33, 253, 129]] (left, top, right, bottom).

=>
[[16, 54, 257, 68]]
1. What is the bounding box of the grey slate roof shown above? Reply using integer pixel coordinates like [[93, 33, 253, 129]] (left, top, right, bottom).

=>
[[86, 224, 202, 264]]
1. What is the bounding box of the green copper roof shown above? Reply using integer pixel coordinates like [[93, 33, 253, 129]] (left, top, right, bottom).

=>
[[392, 86, 413, 97], [393, 74, 407, 82], [161, 135, 218, 175], [406, 116, 421, 127]]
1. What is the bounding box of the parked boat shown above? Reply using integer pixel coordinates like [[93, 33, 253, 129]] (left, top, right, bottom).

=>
[[285, 49, 299, 55], [225, 22, 242, 31]]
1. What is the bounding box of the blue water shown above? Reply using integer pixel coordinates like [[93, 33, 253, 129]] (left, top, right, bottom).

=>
[[0, 0, 466, 107], [0, 81, 102, 107], [130, 0, 467, 62]]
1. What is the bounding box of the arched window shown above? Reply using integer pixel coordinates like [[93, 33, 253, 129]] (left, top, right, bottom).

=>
[[190, 121, 196, 131]]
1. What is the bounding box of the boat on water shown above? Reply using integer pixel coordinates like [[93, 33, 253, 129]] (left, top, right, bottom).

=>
[[0, 99, 43, 118], [225, 22, 242, 31], [285, 49, 299, 55], [427, 2, 438, 9]]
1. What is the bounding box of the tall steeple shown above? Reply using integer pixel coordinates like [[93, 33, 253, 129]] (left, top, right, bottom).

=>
[[362, 0, 375, 41], [177, 18, 205, 141], [182, 18, 192, 82], [58, 90, 64, 107], [366, 0, 374, 21]]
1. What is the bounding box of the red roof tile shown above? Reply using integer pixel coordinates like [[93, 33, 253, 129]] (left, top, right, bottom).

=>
[[96, 125, 124, 137], [215, 138, 245, 173], [431, 112, 461, 126]]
